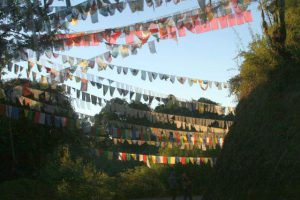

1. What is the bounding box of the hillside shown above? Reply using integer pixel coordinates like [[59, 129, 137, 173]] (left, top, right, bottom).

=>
[[205, 3, 300, 200]]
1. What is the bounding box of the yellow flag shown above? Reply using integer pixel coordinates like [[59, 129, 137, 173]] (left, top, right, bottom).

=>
[[152, 155, 156, 163], [170, 157, 176, 164], [131, 154, 137, 160]]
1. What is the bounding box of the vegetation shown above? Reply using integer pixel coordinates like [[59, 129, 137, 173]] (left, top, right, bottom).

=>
[[1, 85, 224, 199], [206, 1, 300, 199], [2, 0, 298, 199]]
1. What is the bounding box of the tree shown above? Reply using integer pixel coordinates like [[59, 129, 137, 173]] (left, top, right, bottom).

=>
[[0, 0, 66, 80], [229, 0, 300, 99], [0, 79, 86, 180], [206, 1, 300, 199]]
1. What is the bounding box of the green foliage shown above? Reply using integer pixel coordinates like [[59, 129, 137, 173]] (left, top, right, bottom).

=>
[[207, 3, 300, 200], [115, 164, 214, 199], [229, 5, 300, 99], [229, 37, 278, 99], [129, 101, 151, 111], [40, 147, 115, 200], [91, 95, 224, 199], [0, 117, 84, 179], [159, 145, 221, 157], [0, 79, 85, 180], [197, 97, 218, 105], [116, 166, 168, 199]]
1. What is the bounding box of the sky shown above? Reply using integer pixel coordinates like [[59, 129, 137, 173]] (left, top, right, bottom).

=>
[[4, 0, 262, 116]]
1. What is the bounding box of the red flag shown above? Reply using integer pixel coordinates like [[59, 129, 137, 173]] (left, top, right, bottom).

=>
[[236, 13, 245, 25], [64, 38, 73, 46], [163, 156, 168, 164], [193, 135, 197, 145], [199, 21, 211, 33], [218, 15, 228, 29], [243, 10, 253, 23], [122, 152, 126, 161], [167, 26, 177, 39], [135, 30, 151, 44], [181, 157, 186, 165], [125, 31, 134, 44], [177, 25, 186, 37], [109, 31, 122, 44], [193, 19, 201, 33], [210, 18, 219, 30], [227, 14, 237, 27], [143, 155, 148, 163]]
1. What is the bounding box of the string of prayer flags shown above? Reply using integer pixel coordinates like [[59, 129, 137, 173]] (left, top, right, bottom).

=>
[[70, 69, 176, 100], [48, 0, 188, 27], [42, 59, 232, 113], [55, 10, 252, 47], [73, 79, 234, 115], [106, 102, 233, 130], [45, 46, 140, 67], [34, 58, 236, 116], [1, 84, 96, 125], [65, 67, 236, 115], [86, 62, 228, 91], [55, 0, 251, 38], [7, 49, 29, 63], [96, 149, 217, 166], [107, 120, 228, 135], [57, 32, 158, 55], [43, 40, 156, 74], [65, 85, 107, 107], [37, 57, 230, 113], [106, 126, 225, 150], [0, 104, 72, 129], [109, 137, 223, 151], [72, 97, 105, 111], [5, 84, 67, 107], [18, 96, 70, 116], [24, 58, 235, 117], [49, 63, 235, 116], [38, 58, 183, 104], [66, 73, 234, 117], [54, 4, 253, 47]]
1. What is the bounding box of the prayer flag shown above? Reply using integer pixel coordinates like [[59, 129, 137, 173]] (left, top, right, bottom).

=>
[[218, 15, 228, 29], [243, 10, 253, 22]]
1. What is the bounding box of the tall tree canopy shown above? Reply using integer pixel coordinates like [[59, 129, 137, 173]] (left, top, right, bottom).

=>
[[0, 0, 66, 79]]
